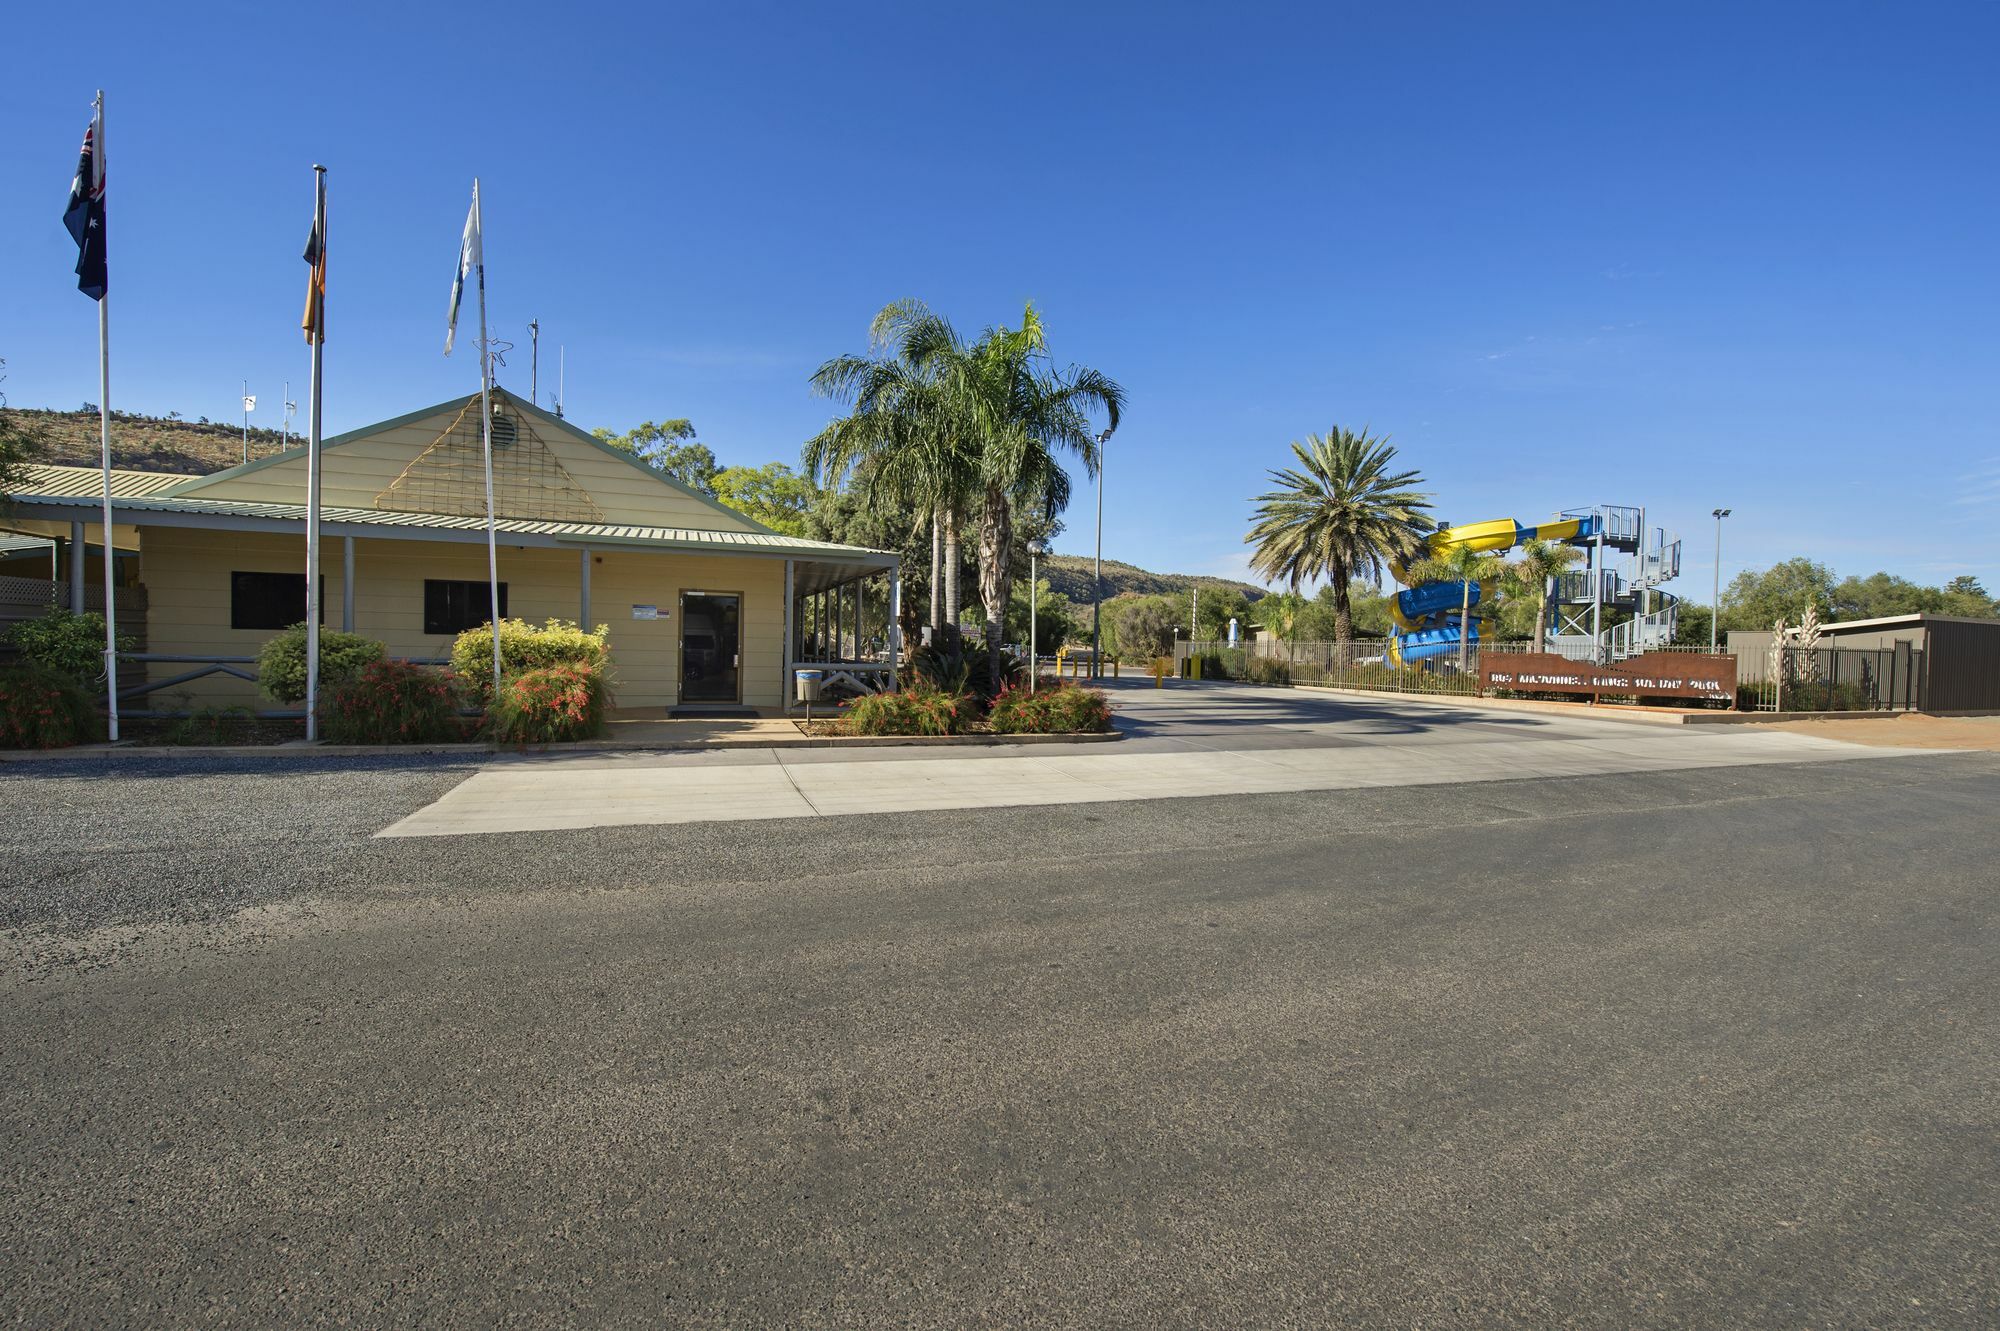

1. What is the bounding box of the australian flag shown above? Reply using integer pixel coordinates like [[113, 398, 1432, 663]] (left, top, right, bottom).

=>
[[63, 109, 107, 301]]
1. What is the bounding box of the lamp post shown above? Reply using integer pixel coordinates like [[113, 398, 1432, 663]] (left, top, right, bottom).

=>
[[1090, 426, 1114, 679], [1710, 508, 1731, 652], [1029, 535, 1049, 694]]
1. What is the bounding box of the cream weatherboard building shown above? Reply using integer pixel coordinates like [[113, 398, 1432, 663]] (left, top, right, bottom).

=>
[[1, 390, 899, 713]]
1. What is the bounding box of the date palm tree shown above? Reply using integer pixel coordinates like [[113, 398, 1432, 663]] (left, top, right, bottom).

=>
[[1509, 537, 1581, 650], [806, 301, 979, 631], [1246, 427, 1433, 647]]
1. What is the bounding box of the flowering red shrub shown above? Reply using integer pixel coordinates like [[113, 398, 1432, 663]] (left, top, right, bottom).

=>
[[986, 679, 1112, 734], [321, 660, 465, 745], [0, 663, 103, 749], [484, 662, 610, 744], [837, 685, 972, 736]]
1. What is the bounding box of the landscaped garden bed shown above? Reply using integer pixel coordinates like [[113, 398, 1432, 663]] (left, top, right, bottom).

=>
[[800, 673, 1115, 740]]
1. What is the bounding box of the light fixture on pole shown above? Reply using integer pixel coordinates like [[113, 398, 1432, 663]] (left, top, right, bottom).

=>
[[1028, 535, 1050, 694], [240, 382, 256, 464], [1710, 508, 1731, 652], [282, 384, 296, 451], [1089, 426, 1114, 679]]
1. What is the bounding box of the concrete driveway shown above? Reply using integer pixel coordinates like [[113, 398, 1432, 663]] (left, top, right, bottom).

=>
[[383, 680, 1927, 837]]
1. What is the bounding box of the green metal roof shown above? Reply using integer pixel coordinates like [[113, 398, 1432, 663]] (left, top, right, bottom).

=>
[[14, 464, 193, 499], [162, 386, 785, 536], [6, 472, 890, 562]]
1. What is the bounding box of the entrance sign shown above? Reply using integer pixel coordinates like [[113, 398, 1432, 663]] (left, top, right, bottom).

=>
[[631, 604, 659, 620], [1479, 651, 1736, 702]]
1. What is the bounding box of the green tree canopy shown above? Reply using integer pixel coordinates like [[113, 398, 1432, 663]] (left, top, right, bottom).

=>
[[1112, 595, 1179, 662], [0, 361, 44, 506], [1008, 577, 1080, 649], [1195, 586, 1255, 641], [593, 419, 720, 493], [712, 462, 817, 536], [1719, 558, 1838, 631]]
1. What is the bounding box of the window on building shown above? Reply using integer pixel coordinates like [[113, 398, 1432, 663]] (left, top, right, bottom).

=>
[[424, 579, 509, 635], [231, 571, 324, 631]]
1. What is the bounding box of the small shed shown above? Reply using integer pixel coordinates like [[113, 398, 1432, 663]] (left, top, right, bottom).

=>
[[1728, 614, 2000, 712]]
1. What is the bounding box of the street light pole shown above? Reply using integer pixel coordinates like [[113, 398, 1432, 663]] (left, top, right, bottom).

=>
[[1710, 507, 1731, 652], [1090, 426, 1113, 679], [1029, 537, 1049, 695]]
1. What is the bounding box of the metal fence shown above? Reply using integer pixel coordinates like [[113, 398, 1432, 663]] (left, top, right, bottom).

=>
[[1180, 640, 1736, 703], [1740, 644, 1923, 713]]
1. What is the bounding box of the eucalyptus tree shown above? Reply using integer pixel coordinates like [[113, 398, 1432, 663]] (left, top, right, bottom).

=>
[[1245, 428, 1433, 648], [960, 305, 1124, 689], [805, 301, 980, 630]]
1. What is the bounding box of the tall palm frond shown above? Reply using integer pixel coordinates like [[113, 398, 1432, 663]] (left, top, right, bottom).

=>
[[1245, 427, 1433, 647]]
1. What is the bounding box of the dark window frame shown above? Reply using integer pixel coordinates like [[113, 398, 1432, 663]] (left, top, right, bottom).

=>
[[423, 579, 509, 636], [231, 571, 326, 631]]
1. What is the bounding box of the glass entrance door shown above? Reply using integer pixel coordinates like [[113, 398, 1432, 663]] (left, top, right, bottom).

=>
[[679, 592, 741, 702]]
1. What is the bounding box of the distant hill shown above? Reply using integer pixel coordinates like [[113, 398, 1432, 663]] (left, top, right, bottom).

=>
[[1040, 553, 1265, 604], [14, 407, 282, 475]]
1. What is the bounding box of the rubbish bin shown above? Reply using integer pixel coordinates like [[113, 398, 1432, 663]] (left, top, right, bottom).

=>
[[795, 669, 824, 705]]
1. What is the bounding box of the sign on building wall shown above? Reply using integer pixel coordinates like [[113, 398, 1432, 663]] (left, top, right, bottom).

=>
[[1478, 651, 1737, 702], [631, 604, 660, 620]]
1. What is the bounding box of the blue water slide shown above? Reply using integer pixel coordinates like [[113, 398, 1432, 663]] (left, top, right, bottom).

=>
[[1394, 622, 1479, 663], [1397, 580, 1484, 622]]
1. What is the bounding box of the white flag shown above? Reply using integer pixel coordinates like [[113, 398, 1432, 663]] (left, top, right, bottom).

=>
[[444, 183, 482, 356]]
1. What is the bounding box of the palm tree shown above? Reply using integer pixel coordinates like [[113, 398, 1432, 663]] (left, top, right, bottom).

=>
[[805, 301, 980, 631], [1252, 589, 1308, 660], [1509, 538, 1581, 651], [1245, 428, 1433, 648], [1409, 545, 1509, 671], [960, 305, 1124, 690]]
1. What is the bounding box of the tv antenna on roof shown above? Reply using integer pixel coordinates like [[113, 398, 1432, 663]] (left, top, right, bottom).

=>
[[528, 319, 540, 406], [556, 345, 565, 418]]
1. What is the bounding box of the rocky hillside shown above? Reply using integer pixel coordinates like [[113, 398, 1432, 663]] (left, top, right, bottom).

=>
[[1040, 553, 1264, 604], [13, 407, 283, 475]]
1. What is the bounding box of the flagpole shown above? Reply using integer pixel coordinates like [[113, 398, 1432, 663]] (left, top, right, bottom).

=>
[[473, 178, 501, 696], [304, 165, 326, 741], [94, 90, 120, 744]]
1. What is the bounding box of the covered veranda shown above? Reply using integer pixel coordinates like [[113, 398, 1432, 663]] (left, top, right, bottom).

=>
[[784, 556, 904, 712]]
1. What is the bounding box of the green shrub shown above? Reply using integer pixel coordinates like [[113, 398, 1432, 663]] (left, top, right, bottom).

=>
[[484, 662, 610, 744], [323, 660, 465, 744], [1245, 655, 1293, 686], [451, 618, 609, 700], [0, 662, 104, 749], [163, 705, 258, 746], [987, 680, 1113, 734], [837, 685, 973, 736], [1777, 679, 1872, 712], [910, 628, 1022, 702], [255, 624, 386, 703], [3, 606, 132, 687]]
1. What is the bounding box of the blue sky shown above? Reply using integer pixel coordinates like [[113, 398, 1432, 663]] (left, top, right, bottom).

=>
[[3, 1, 1995, 598]]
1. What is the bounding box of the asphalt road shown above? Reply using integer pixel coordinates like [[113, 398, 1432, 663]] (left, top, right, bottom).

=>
[[4, 750, 1997, 1328]]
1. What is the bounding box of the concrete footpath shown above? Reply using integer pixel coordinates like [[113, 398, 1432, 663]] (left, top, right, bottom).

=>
[[381, 681, 1934, 837]]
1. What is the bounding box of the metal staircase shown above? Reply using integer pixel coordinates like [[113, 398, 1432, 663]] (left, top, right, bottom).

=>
[[1548, 508, 1683, 662]]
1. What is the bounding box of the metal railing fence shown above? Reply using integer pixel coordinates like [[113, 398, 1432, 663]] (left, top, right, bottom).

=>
[[1740, 644, 1922, 713], [1180, 640, 1739, 704]]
